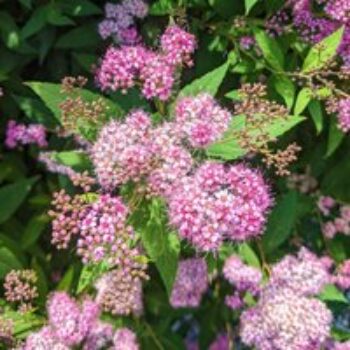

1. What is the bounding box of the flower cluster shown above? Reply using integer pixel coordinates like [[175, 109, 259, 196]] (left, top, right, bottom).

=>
[[98, 0, 148, 45], [174, 94, 231, 148], [5, 120, 47, 149], [168, 162, 272, 251], [334, 259, 350, 290], [318, 196, 350, 239], [170, 258, 208, 308], [240, 247, 333, 350], [113, 328, 139, 350], [223, 255, 262, 309], [0, 317, 13, 348], [4, 270, 38, 312], [22, 291, 139, 349], [95, 268, 144, 316], [208, 333, 230, 350], [336, 98, 350, 133], [96, 25, 196, 100], [91, 109, 192, 196]]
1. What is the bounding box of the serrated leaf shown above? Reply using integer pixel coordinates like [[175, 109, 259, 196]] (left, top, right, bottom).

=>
[[178, 62, 229, 98], [294, 87, 312, 115], [245, 0, 259, 14], [262, 191, 298, 253], [319, 284, 348, 303], [273, 75, 295, 110], [302, 27, 344, 73], [0, 177, 38, 224], [255, 29, 284, 70], [308, 100, 323, 134], [207, 114, 304, 160]]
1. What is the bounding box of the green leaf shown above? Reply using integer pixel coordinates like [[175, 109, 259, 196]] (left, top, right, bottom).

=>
[[225, 89, 242, 101], [245, 0, 259, 14], [46, 5, 75, 26], [54, 151, 91, 171], [294, 88, 312, 115], [0, 177, 38, 224], [149, 0, 174, 15], [319, 284, 348, 303], [55, 23, 100, 49], [31, 258, 48, 303], [326, 117, 344, 157], [77, 261, 110, 294], [141, 199, 180, 296], [25, 81, 124, 123], [0, 12, 20, 49], [72, 52, 97, 72], [255, 29, 284, 70], [13, 95, 57, 128], [178, 62, 229, 98], [302, 27, 344, 73], [57, 266, 75, 291], [273, 75, 295, 110], [207, 114, 304, 160], [21, 214, 50, 249], [21, 6, 48, 39], [0, 246, 23, 278], [308, 100, 323, 134], [238, 243, 260, 268], [19, 0, 32, 9], [262, 191, 299, 253]]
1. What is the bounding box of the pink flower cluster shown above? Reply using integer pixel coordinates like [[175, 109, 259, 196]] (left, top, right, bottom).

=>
[[318, 196, 350, 239], [114, 328, 139, 350], [170, 258, 208, 308], [208, 333, 230, 350], [175, 94, 231, 148], [240, 247, 334, 350], [5, 120, 47, 149], [334, 259, 350, 290], [91, 109, 192, 196], [239, 36, 256, 50], [98, 0, 148, 45], [336, 98, 350, 133], [96, 25, 196, 100], [223, 255, 262, 309], [168, 162, 272, 251], [240, 287, 332, 350], [23, 292, 139, 350]]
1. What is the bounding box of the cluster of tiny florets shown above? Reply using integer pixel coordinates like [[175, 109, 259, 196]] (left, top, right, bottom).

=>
[[98, 0, 148, 44], [170, 258, 208, 308], [4, 269, 38, 312], [168, 162, 272, 251], [96, 25, 196, 100], [174, 94, 231, 148], [5, 120, 47, 149], [208, 333, 230, 350], [239, 247, 334, 350], [334, 259, 350, 290], [336, 98, 350, 132], [113, 328, 139, 350], [318, 195, 350, 239], [22, 291, 139, 349]]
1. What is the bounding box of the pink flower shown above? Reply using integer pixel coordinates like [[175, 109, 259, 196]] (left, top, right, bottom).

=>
[[113, 328, 139, 350]]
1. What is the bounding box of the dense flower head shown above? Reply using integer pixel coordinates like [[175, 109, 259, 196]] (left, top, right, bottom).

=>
[[318, 196, 337, 216], [240, 287, 332, 350], [168, 162, 272, 251], [5, 120, 47, 149], [95, 268, 144, 316], [269, 247, 331, 296], [113, 328, 139, 350], [96, 25, 196, 100], [240, 35, 256, 50], [223, 255, 262, 294], [170, 258, 208, 308], [76, 194, 134, 264], [337, 98, 350, 132], [47, 292, 100, 346], [98, 0, 147, 44], [329, 341, 350, 350], [325, 0, 350, 24], [4, 269, 38, 312], [24, 327, 70, 350], [161, 25, 197, 66], [174, 94, 231, 148], [83, 322, 114, 350]]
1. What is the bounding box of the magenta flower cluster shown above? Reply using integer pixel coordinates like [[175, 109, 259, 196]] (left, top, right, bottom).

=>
[[240, 247, 333, 350], [95, 25, 196, 100], [170, 258, 208, 308], [336, 98, 350, 133], [98, 0, 148, 45], [318, 195, 350, 239], [23, 292, 139, 350], [168, 162, 272, 251], [223, 255, 262, 309], [5, 120, 47, 149], [334, 259, 350, 290]]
